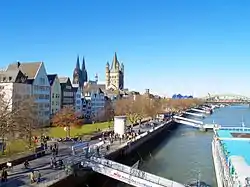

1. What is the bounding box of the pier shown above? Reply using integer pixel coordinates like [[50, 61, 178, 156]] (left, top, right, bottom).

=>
[[183, 111, 204, 118], [173, 113, 218, 131], [190, 108, 210, 114]]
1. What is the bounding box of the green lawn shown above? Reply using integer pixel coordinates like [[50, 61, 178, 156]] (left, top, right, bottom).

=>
[[47, 121, 114, 138]]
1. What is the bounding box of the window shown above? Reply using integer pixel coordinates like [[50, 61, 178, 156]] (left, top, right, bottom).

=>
[[52, 101, 54, 105], [52, 93, 55, 98], [40, 77, 45, 85], [9, 77, 12, 81], [3, 77, 6, 81]]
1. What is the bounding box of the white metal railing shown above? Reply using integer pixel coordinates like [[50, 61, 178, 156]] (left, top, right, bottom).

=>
[[174, 119, 201, 128], [218, 127, 250, 131], [173, 116, 203, 125], [89, 157, 184, 187], [213, 138, 234, 186]]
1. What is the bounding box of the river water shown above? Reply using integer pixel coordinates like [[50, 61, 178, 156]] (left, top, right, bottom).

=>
[[116, 105, 250, 187]]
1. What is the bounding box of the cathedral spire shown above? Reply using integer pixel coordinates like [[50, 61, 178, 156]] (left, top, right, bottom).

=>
[[82, 56, 86, 70], [76, 55, 80, 70], [81, 56, 88, 84]]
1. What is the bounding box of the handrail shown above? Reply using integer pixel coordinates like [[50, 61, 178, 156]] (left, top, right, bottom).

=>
[[89, 157, 184, 187]]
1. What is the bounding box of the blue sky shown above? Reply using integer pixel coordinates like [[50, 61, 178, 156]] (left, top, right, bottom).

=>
[[1, 0, 250, 97]]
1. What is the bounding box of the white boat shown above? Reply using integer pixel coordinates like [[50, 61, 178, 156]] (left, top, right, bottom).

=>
[[212, 125, 250, 187]]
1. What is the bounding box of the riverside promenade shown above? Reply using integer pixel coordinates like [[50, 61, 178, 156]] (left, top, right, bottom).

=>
[[1, 122, 156, 187]]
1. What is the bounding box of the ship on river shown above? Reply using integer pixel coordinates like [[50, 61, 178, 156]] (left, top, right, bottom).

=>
[[212, 126, 250, 187]]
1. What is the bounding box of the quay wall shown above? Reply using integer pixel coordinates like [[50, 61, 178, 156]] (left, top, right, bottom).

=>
[[51, 120, 178, 187]]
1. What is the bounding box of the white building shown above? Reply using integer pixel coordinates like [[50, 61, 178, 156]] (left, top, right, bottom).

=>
[[83, 82, 105, 120], [7, 62, 51, 125], [72, 84, 82, 115], [90, 89, 105, 117], [0, 69, 32, 110], [47, 74, 61, 115], [82, 97, 91, 119]]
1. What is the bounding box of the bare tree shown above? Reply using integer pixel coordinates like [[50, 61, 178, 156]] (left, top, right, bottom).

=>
[[0, 93, 39, 154], [104, 98, 114, 122], [143, 97, 163, 120], [12, 96, 39, 147], [52, 106, 83, 137], [114, 96, 147, 126], [162, 98, 204, 112]]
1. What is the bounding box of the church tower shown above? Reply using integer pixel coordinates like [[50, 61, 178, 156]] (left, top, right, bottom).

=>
[[73, 55, 81, 85], [105, 62, 110, 88], [81, 57, 88, 84], [105, 52, 124, 90], [73, 55, 88, 88]]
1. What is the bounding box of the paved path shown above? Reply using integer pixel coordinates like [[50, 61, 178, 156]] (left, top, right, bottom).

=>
[[1, 122, 155, 187]]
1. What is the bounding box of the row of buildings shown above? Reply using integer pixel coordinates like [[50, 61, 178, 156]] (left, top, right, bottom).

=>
[[0, 53, 126, 125]]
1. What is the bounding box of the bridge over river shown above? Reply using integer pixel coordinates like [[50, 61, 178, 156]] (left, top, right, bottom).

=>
[[202, 94, 250, 104]]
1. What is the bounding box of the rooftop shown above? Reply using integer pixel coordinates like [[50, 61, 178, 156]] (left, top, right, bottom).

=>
[[216, 128, 250, 165]]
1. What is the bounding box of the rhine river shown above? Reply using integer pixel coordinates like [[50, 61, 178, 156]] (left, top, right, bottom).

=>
[[112, 105, 250, 187]]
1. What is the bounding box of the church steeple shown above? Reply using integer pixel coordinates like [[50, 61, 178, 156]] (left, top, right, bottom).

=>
[[81, 56, 88, 84], [111, 52, 119, 71], [82, 56, 86, 70], [73, 55, 81, 85], [76, 55, 80, 70]]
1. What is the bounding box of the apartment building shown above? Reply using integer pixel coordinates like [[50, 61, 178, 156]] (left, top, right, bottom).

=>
[[47, 74, 61, 115], [7, 62, 50, 125], [83, 83, 105, 119], [59, 77, 74, 108], [72, 84, 82, 115], [0, 69, 31, 110]]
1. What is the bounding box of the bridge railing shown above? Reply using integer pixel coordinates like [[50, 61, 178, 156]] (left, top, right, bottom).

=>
[[90, 157, 182, 187]]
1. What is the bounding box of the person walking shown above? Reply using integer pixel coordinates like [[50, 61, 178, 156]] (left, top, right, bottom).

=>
[[36, 170, 41, 183], [30, 171, 35, 184]]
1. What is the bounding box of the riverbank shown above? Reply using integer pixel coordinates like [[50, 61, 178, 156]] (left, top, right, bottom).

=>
[[51, 120, 177, 187]]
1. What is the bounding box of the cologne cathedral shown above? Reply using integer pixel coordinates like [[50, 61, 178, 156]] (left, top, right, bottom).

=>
[[72, 55, 88, 88]]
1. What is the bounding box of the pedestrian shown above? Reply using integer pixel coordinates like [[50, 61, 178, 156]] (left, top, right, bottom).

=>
[[1, 169, 5, 182], [52, 147, 55, 156], [3, 170, 7, 182], [30, 171, 35, 183], [36, 170, 41, 183]]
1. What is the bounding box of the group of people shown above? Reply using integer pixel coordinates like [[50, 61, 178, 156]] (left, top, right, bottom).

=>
[[29, 170, 41, 184], [50, 157, 64, 169]]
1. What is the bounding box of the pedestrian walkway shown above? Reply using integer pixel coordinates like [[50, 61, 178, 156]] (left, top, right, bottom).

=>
[[0, 122, 154, 187]]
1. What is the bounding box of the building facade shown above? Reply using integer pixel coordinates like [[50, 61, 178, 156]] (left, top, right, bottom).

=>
[[0, 69, 31, 111], [82, 97, 91, 119], [105, 53, 124, 90], [7, 62, 51, 125], [72, 84, 82, 114], [59, 77, 74, 108], [47, 74, 61, 115], [72, 55, 88, 88], [83, 82, 105, 120]]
